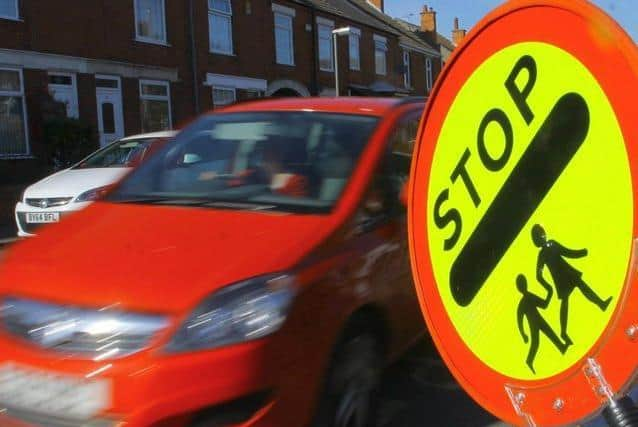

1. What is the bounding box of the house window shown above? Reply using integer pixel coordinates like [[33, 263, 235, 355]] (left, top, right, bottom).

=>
[[318, 22, 334, 72], [374, 35, 388, 76], [140, 80, 172, 133], [0, 0, 18, 20], [349, 29, 360, 71], [403, 50, 411, 88], [0, 68, 28, 157], [426, 57, 433, 92], [48, 73, 79, 119], [212, 87, 236, 107], [273, 6, 294, 66], [209, 0, 233, 55], [134, 0, 167, 44]]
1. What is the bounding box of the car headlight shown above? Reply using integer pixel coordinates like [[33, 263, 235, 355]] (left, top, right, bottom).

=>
[[166, 274, 296, 352], [75, 186, 112, 203]]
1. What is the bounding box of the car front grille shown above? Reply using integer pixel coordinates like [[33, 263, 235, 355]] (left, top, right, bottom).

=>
[[25, 198, 73, 209], [1, 297, 169, 360]]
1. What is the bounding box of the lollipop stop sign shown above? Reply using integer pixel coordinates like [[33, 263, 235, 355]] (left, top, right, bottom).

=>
[[408, 1, 638, 426]]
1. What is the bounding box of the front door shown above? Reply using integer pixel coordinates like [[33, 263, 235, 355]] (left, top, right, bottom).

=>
[[96, 75, 124, 147]]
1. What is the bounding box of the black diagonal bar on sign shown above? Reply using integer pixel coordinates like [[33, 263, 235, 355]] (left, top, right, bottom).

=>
[[450, 92, 590, 307]]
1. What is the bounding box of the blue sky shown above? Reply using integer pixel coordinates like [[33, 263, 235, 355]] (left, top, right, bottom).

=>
[[385, 1, 638, 42]]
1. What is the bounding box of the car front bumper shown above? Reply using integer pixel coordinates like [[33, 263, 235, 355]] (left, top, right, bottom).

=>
[[0, 334, 277, 427], [15, 202, 91, 237]]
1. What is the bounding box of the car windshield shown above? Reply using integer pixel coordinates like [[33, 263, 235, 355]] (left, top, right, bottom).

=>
[[74, 137, 168, 169], [107, 112, 379, 214]]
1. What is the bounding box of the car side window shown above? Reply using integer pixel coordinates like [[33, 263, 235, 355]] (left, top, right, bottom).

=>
[[384, 110, 421, 215], [355, 109, 421, 232]]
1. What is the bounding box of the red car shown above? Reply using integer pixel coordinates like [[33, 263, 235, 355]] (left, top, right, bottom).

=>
[[0, 97, 425, 427]]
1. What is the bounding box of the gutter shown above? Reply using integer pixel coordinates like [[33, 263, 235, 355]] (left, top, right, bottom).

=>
[[187, 0, 201, 114], [309, 2, 320, 96]]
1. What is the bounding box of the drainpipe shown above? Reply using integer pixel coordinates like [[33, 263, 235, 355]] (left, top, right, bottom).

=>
[[309, 3, 320, 96], [187, 0, 201, 114]]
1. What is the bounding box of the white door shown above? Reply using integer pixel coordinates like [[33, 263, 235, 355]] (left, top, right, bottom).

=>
[[96, 76, 124, 147]]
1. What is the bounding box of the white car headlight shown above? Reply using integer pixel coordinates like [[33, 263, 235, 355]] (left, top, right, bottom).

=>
[[75, 186, 112, 203], [166, 274, 296, 352]]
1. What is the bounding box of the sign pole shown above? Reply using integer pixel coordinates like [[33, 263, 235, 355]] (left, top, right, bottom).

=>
[[603, 397, 638, 427]]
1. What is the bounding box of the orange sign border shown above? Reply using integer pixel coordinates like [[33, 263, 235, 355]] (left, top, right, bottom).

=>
[[408, 1, 638, 425]]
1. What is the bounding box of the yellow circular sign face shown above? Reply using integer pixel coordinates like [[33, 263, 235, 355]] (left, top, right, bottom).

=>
[[427, 42, 633, 380]]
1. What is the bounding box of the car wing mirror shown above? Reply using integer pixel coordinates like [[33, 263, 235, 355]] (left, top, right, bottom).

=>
[[399, 181, 409, 207]]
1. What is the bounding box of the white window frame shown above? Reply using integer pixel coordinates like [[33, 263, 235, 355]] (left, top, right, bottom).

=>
[[273, 4, 295, 66], [426, 57, 433, 92], [0, 67, 29, 158], [212, 86, 236, 107], [209, 0, 234, 55], [317, 17, 335, 72], [48, 72, 79, 119], [139, 79, 172, 132], [134, 0, 168, 45], [374, 34, 388, 76], [403, 50, 411, 88], [0, 0, 19, 21], [348, 27, 361, 71]]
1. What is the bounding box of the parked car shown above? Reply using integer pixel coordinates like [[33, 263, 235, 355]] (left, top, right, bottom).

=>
[[14, 131, 176, 237], [0, 98, 425, 427]]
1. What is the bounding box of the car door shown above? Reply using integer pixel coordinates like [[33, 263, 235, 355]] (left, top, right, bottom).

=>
[[350, 107, 425, 354]]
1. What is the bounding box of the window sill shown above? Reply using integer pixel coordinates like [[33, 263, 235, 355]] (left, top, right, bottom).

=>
[[0, 154, 34, 160], [0, 15, 22, 22], [320, 68, 334, 73], [134, 37, 171, 47], [276, 62, 296, 67], [210, 50, 236, 57], [349, 67, 361, 72]]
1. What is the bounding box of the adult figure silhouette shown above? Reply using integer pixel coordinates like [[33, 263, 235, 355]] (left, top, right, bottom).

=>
[[516, 274, 568, 374], [532, 224, 612, 346]]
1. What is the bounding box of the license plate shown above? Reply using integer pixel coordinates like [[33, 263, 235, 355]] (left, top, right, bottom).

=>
[[0, 363, 110, 420], [26, 212, 60, 224]]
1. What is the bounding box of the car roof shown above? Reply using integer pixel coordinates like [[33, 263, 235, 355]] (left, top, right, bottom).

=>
[[217, 97, 424, 117], [120, 130, 177, 141]]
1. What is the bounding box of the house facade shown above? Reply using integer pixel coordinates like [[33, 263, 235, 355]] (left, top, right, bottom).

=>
[[0, 0, 441, 184]]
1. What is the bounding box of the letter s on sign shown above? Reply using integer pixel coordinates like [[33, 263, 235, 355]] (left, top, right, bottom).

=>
[[434, 189, 462, 251]]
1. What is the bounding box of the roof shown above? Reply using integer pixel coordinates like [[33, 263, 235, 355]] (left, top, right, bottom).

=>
[[216, 97, 421, 117], [437, 33, 456, 51], [291, 0, 399, 35], [395, 18, 455, 52], [346, 0, 440, 56]]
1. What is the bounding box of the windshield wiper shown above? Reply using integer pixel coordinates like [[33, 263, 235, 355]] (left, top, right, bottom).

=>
[[112, 197, 277, 211]]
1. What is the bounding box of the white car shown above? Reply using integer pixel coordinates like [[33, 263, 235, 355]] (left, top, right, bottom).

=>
[[15, 131, 176, 237]]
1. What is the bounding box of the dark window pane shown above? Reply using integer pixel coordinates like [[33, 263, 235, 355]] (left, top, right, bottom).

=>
[[96, 78, 119, 89], [0, 70, 21, 92], [101, 103, 115, 134], [0, 95, 27, 155], [141, 83, 168, 97], [49, 75, 73, 86], [141, 99, 170, 133]]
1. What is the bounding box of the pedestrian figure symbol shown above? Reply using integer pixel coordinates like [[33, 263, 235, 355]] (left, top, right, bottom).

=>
[[532, 224, 612, 345], [517, 224, 614, 374], [516, 274, 568, 374]]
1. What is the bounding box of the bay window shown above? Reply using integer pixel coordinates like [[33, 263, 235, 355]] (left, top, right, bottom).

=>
[[140, 80, 172, 133]]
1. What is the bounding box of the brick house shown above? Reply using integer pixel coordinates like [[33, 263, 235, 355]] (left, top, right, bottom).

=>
[[0, 0, 441, 186]]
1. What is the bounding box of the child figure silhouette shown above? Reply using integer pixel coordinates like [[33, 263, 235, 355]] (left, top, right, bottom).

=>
[[516, 274, 569, 374]]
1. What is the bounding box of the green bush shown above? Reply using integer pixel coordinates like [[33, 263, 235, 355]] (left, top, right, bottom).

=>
[[43, 118, 97, 170]]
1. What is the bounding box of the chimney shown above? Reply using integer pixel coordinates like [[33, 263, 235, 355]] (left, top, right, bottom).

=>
[[367, 0, 384, 12], [452, 17, 467, 45], [420, 5, 436, 33]]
